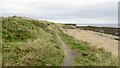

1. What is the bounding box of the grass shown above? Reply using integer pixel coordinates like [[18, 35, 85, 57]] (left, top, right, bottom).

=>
[[59, 30, 118, 66], [0, 17, 2, 66], [1, 16, 118, 66], [2, 16, 64, 66]]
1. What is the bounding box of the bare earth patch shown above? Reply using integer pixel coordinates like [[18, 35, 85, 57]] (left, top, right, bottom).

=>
[[65, 29, 118, 57]]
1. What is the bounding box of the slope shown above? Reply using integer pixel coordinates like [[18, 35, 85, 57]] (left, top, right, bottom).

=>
[[2, 16, 64, 66]]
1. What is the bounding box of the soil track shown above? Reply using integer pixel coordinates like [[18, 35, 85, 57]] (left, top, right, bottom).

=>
[[56, 33, 76, 66], [65, 29, 118, 57]]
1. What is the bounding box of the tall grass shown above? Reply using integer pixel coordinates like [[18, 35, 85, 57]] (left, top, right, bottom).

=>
[[0, 17, 2, 67], [2, 17, 64, 66]]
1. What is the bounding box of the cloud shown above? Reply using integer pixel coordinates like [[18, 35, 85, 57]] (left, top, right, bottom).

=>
[[0, 0, 118, 25]]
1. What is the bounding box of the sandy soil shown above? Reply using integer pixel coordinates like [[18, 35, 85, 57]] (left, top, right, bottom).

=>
[[65, 29, 118, 57]]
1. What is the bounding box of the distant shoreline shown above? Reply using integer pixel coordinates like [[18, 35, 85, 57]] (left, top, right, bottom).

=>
[[76, 25, 119, 36], [77, 24, 119, 28]]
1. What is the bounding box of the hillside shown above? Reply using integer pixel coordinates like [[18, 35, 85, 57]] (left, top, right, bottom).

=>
[[1, 16, 118, 66], [2, 16, 64, 66]]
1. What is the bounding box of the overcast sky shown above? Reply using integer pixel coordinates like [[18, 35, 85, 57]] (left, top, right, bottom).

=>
[[0, 0, 119, 25]]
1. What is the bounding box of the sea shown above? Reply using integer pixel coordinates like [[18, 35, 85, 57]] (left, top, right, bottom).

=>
[[77, 24, 119, 28]]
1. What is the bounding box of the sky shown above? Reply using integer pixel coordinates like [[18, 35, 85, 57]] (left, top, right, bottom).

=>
[[0, 0, 119, 26]]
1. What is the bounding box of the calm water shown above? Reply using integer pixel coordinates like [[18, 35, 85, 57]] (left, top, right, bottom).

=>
[[77, 24, 119, 28]]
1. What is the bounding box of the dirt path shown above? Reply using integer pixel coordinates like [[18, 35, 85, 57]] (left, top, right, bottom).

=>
[[55, 33, 76, 66], [65, 29, 118, 57]]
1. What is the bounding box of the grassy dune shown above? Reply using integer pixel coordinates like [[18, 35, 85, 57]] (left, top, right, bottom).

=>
[[2, 16, 63, 66]]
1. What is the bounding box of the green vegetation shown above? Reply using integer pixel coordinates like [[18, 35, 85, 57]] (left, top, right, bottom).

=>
[[2, 16, 63, 66], [1, 16, 118, 66], [59, 30, 118, 66], [0, 17, 2, 66]]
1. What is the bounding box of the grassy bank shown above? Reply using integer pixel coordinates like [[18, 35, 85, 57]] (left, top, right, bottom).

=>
[[2, 16, 64, 66], [59, 30, 118, 66], [0, 17, 2, 66]]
